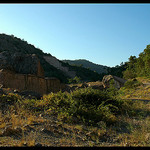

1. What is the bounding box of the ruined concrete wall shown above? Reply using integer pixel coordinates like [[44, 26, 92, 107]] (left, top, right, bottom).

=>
[[0, 69, 62, 95], [26, 75, 47, 95], [0, 69, 25, 91], [46, 77, 61, 93]]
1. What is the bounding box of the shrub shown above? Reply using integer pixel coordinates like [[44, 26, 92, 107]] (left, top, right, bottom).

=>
[[124, 79, 142, 89], [106, 79, 119, 97], [123, 69, 137, 80], [68, 76, 81, 84], [0, 88, 131, 126], [40, 87, 128, 126], [0, 93, 21, 105]]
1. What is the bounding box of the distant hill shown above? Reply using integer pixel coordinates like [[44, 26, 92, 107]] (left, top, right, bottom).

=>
[[62, 59, 128, 78], [0, 33, 104, 83], [62, 59, 109, 74]]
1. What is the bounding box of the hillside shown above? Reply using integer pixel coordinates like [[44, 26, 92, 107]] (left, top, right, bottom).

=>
[[62, 59, 109, 74], [0, 34, 105, 83], [0, 33, 69, 83]]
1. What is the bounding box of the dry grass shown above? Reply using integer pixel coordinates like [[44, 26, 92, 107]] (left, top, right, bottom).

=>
[[0, 101, 150, 147], [115, 115, 150, 146], [0, 81, 150, 147], [136, 77, 150, 84], [119, 77, 150, 100]]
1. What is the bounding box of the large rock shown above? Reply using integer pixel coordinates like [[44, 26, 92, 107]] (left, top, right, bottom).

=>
[[0, 51, 44, 77], [102, 75, 126, 89]]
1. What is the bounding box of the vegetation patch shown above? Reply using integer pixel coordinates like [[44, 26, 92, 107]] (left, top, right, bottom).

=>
[[30, 87, 130, 126], [0, 76, 150, 147], [124, 79, 143, 89]]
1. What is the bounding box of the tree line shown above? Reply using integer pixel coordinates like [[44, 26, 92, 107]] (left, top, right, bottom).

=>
[[123, 44, 150, 79]]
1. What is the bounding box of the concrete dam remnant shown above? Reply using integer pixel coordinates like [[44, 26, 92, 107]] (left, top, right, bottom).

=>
[[0, 69, 63, 95]]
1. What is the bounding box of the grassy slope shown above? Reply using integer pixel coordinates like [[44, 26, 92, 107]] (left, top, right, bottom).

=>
[[118, 77, 150, 100]]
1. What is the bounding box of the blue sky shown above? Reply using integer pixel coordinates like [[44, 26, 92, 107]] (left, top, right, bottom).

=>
[[0, 3, 150, 67]]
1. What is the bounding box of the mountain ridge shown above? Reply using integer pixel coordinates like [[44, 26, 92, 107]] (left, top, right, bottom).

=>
[[62, 59, 109, 74]]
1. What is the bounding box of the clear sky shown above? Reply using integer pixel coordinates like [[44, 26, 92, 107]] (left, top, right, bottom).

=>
[[0, 3, 150, 67]]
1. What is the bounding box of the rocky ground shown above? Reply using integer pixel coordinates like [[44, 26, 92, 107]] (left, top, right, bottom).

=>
[[0, 101, 149, 147], [0, 78, 150, 147], [0, 110, 117, 147]]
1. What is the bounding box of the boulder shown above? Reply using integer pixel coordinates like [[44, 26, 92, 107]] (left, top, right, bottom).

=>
[[102, 75, 126, 89]]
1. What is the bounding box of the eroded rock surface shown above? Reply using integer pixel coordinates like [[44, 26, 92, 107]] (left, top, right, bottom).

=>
[[0, 51, 44, 77]]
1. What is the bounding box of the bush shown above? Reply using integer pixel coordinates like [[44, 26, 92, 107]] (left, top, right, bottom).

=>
[[0, 93, 21, 105], [0, 88, 131, 126], [123, 70, 137, 79], [106, 79, 119, 97], [68, 76, 81, 84], [39, 87, 128, 126], [124, 79, 142, 89]]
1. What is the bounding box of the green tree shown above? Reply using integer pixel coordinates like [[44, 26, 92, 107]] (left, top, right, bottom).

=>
[[123, 44, 150, 79], [68, 76, 81, 84]]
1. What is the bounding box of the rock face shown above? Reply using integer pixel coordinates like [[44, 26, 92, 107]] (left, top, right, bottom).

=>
[[102, 75, 126, 89], [0, 69, 64, 95], [43, 55, 76, 78], [0, 51, 44, 77], [0, 51, 67, 95]]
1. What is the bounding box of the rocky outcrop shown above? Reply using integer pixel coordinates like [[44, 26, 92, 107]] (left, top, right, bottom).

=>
[[43, 55, 76, 78], [0, 51, 67, 95], [0, 69, 65, 95], [102, 75, 126, 89], [0, 51, 44, 77]]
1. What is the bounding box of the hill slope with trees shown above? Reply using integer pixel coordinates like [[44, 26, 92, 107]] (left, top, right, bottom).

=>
[[123, 44, 150, 79], [0, 33, 105, 83], [63, 59, 127, 79], [62, 59, 108, 74]]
